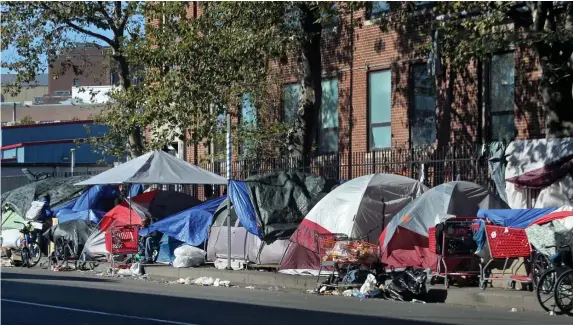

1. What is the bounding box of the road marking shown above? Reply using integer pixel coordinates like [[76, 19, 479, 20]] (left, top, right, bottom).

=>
[[1, 299, 200, 325]]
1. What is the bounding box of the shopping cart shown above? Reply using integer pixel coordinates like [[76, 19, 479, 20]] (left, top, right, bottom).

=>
[[315, 233, 380, 288], [479, 224, 533, 290], [105, 225, 139, 267], [428, 217, 480, 288]]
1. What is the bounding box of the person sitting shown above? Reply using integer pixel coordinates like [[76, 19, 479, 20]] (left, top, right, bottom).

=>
[[138, 217, 160, 264]]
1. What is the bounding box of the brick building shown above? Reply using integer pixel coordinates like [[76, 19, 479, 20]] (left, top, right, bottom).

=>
[[148, 2, 544, 193], [48, 43, 113, 96]]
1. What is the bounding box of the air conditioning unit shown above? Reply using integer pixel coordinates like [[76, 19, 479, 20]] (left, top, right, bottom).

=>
[[23, 101, 33, 106]]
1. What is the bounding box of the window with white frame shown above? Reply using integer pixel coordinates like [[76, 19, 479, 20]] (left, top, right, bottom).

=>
[[411, 64, 436, 147], [369, 70, 392, 150]]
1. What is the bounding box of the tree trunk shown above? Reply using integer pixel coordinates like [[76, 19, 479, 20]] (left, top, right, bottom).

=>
[[115, 54, 145, 158], [289, 5, 322, 166]]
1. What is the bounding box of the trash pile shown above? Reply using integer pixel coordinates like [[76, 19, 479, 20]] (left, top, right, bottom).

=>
[[173, 276, 231, 287], [314, 267, 428, 302]]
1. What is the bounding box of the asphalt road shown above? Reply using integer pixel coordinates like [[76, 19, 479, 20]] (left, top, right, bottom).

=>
[[1, 267, 570, 325]]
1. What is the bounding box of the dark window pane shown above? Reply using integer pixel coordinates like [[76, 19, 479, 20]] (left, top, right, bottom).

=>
[[411, 64, 436, 147], [371, 2, 389, 18], [491, 113, 515, 142], [283, 84, 301, 123]]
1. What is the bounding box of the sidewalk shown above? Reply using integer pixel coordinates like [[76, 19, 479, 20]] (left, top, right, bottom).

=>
[[139, 264, 543, 312]]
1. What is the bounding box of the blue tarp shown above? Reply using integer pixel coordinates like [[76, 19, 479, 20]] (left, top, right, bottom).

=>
[[477, 207, 556, 229], [229, 180, 260, 237], [129, 184, 146, 198], [156, 234, 183, 264], [72, 185, 119, 212], [139, 196, 225, 246], [57, 209, 107, 224], [52, 199, 77, 216]]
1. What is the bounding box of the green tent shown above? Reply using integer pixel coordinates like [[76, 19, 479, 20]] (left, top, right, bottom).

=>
[[1, 207, 25, 230]]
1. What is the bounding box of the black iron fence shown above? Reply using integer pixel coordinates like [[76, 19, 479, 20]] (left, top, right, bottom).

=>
[[190, 144, 493, 200]]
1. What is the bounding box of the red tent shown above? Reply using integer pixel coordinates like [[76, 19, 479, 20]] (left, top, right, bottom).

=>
[[99, 190, 159, 231]]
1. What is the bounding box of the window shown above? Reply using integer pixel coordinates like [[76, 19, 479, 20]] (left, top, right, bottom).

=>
[[414, 1, 435, 8], [367, 2, 389, 20], [321, 4, 340, 29], [283, 83, 301, 123], [241, 93, 257, 156], [318, 78, 339, 153], [73, 79, 80, 86], [39, 120, 54, 124], [34, 97, 43, 104], [54, 91, 71, 96], [369, 70, 392, 150], [487, 52, 515, 142], [411, 64, 436, 147]]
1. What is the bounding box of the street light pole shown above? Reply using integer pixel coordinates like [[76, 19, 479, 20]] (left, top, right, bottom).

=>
[[70, 148, 76, 175]]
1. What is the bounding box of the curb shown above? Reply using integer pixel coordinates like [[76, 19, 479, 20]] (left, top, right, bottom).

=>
[[139, 265, 544, 312]]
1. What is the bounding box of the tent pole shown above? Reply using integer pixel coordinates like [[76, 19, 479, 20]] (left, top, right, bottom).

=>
[[226, 113, 232, 270]]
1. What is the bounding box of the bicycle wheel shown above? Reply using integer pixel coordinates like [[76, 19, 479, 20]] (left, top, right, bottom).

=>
[[555, 269, 573, 315], [536, 269, 557, 312], [27, 241, 42, 267], [533, 253, 550, 287], [20, 247, 30, 268]]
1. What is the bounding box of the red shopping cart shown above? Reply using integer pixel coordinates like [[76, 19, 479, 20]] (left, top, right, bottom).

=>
[[105, 225, 139, 267], [478, 224, 533, 290]]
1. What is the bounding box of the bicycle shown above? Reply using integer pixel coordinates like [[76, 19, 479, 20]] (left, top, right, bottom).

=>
[[14, 221, 42, 268], [536, 244, 573, 315]]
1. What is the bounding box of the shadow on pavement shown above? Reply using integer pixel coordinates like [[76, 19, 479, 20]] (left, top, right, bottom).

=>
[[2, 280, 453, 325], [1, 271, 114, 283]]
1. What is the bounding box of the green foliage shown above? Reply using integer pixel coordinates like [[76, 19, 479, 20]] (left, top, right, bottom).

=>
[[14, 115, 35, 126]]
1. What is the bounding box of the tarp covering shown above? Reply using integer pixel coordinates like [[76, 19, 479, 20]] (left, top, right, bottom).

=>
[[505, 138, 573, 208], [57, 209, 107, 224], [228, 181, 259, 237], [156, 234, 183, 264], [44, 219, 98, 255], [380, 181, 508, 270], [244, 171, 337, 242], [1, 176, 89, 217], [75, 150, 227, 185], [129, 184, 146, 198], [280, 173, 427, 272], [82, 230, 107, 258], [477, 207, 556, 229], [55, 185, 120, 223], [139, 196, 225, 246]]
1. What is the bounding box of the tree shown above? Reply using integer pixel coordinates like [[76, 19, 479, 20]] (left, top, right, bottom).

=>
[[2, 1, 147, 158], [14, 115, 35, 126], [192, 2, 365, 161], [378, 1, 573, 139]]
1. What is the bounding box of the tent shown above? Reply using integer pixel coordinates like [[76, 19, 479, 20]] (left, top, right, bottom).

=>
[[44, 219, 98, 255], [82, 190, 201, 258], [55, 185, 120, 224], [379, 181, 508, 270], [139, 196, 225, 246], [156, 234, 184, 264], [279, 174, 427, 274], [504, 138, 573, 208], [1, 207, 26, 230], [75, 150, 227, 186], [1, 176, 90, 217], [206, 198, 290, 265], [229, 171, 337, 243]]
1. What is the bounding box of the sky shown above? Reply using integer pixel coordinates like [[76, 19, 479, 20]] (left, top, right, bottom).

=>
[[2, 25, 117, 75]]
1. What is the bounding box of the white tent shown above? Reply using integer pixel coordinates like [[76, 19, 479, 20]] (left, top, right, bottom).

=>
[[76, 150, 227, 186]]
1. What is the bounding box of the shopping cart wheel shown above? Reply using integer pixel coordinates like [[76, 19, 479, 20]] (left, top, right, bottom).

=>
[[536, 269, 557, 313], [444, 277, 450, 289], [479, 280, 488, 290], [430, 276, 436, 286], [509, 281, 516, 290]]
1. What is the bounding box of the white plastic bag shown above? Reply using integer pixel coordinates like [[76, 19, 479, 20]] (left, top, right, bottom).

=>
[[0, 229, 22, 248], [174, 245, 206, 258], [173, 255, 204, 268], [360, 274, 377, 295], [130, 262, 142, 276], [25, 201, 45, 221], [193, 276, 214, 286]]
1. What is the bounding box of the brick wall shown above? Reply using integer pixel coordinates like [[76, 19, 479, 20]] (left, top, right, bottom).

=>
[[146, 3, 545, 167]]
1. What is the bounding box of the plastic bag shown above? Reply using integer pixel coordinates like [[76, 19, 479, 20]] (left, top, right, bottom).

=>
[[173, 254, 204, 268], [25, 201, 45, 221], [360, 274, 377, 294], [174, 245, 205, 258], [1, 229, 22, 248], [130, 262, 142, 276]]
